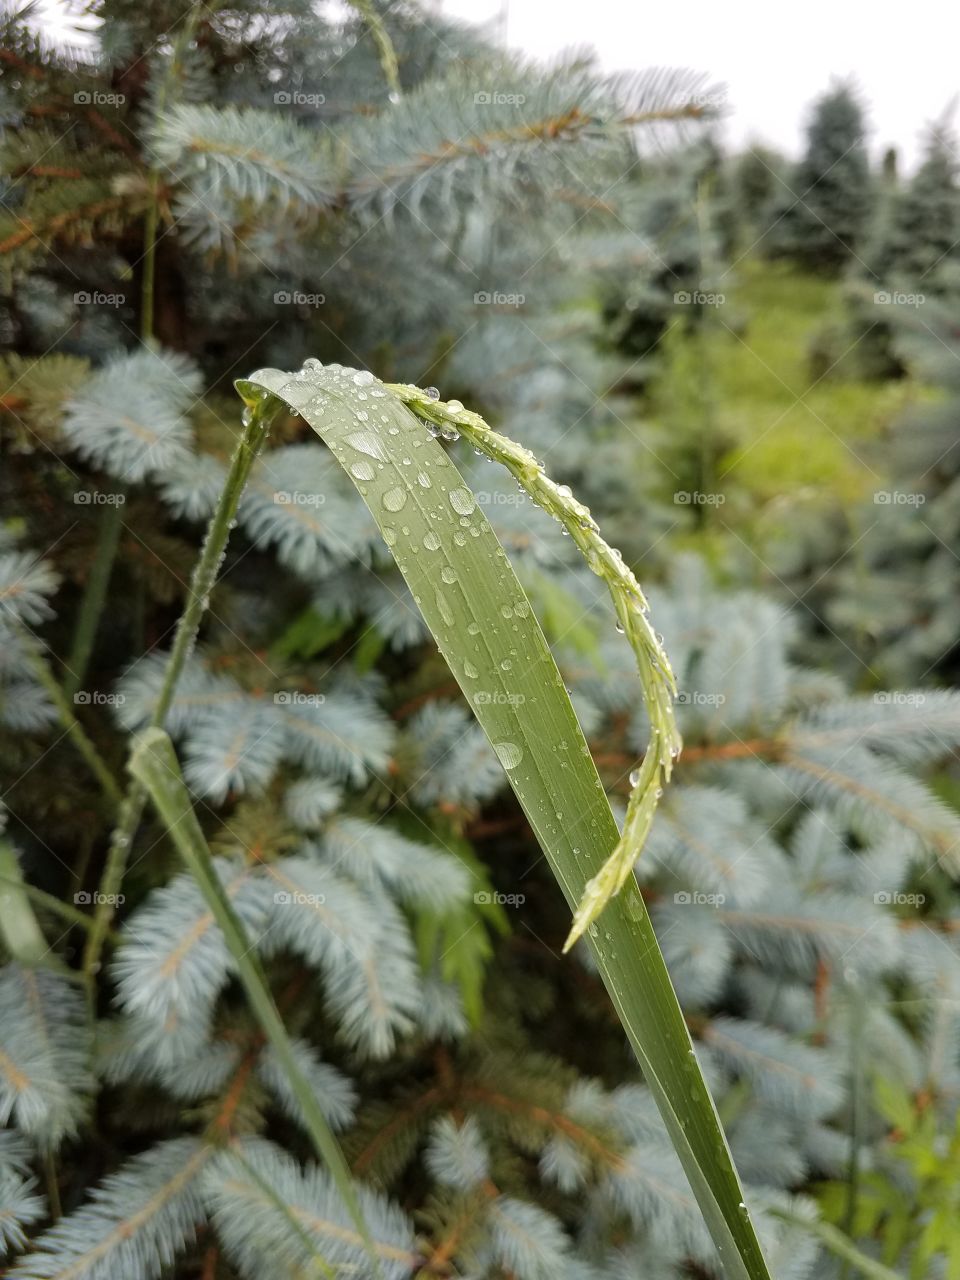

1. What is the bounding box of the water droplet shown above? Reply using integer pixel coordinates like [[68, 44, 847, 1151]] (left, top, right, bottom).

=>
[[435, 588, 454, 627], [426, 386, 440, 400], [422, 531, 441, 551], [350, 460, 375, 481], [344, 431, 386, 461], [463, 660, 478, 679], [441, 566, 457, 583], [494, 741, 523, 770], [417, 471, 432, 488], [629, 768, 641, 786], [447, 399, 464, 413], [467, 622, 480, 636], [449, 488, 476, 516], [241, 405, 254, 427], [382, 487, 407, 512], [301, 357, 322, 372]]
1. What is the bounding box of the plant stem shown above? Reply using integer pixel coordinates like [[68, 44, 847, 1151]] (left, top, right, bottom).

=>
[[0, 870, 119, 940], [348, 0, 402, 100], [0, 839, 49, 965], [129, 727, 383, 1280], [15, 623, 123, 806], [82, 394, 279, 980], [64, 492, 125, 701]]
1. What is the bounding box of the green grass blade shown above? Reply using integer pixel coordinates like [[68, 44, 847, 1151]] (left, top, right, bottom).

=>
[[128, 727, 384, 1280], [236, 363, 774, 1280]]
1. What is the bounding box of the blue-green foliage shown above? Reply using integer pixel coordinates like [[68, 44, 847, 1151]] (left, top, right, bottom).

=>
[[2, 2, 960, 1278]]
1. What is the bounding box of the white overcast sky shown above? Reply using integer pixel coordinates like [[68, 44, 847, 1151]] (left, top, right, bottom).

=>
[[440, 0, 956, 170], [30, 0, 956, 170]]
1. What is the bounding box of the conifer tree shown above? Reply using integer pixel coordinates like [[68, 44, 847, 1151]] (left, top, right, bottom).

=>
[[2, 5, 960, 1280], [768, 84, 872, 273]]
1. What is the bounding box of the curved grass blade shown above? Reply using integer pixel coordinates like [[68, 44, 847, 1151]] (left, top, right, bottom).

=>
[[128, 727, 383, 1280], [236, 363, 773, 1280]]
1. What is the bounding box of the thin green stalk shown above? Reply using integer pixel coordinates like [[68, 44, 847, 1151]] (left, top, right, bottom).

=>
[[349, 0, 402, 100], [129, 728, 384, 1280], [386, 380, 683, 948], [774, 1213, 902, 1280], [64, 492, 125, 701], [140, 180, 160, 344], [0, 839, 49, 965], [840, 997, 868, 1280], [15, 622, 123, 807], [82, 393, 281, 980], [0, 870, 119, 941]]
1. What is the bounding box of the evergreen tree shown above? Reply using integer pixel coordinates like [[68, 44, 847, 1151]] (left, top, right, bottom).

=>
[[2, 5, 960, 1280], [768, 84, 872, 274], [869, 119, 960, 290]]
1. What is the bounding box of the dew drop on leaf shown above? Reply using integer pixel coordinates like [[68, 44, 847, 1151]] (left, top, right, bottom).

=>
[[494, 741, 523, 770], [382, 487, 407, 512], [450, 488, 476, 516]]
